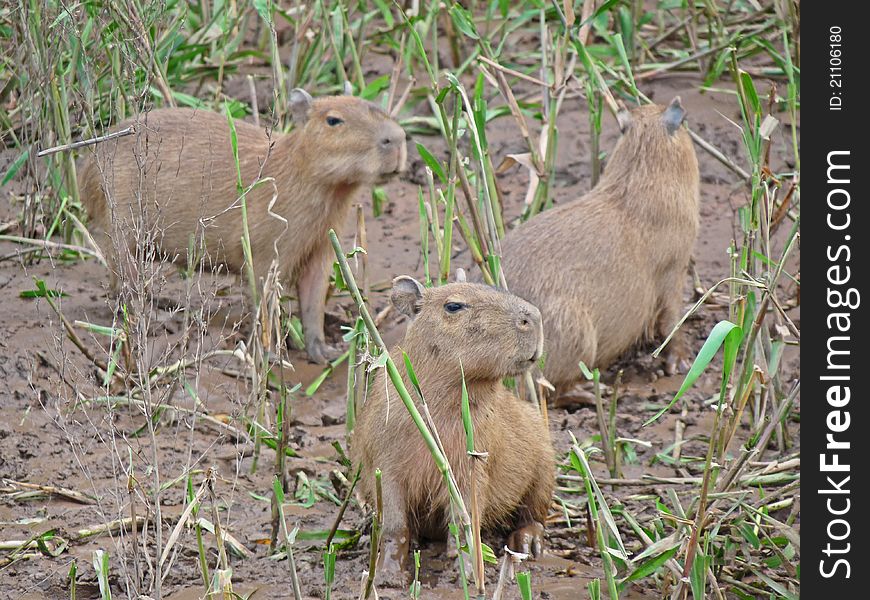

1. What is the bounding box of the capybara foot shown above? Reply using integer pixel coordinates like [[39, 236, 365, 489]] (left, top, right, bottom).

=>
[[507, 521, 545, 558], [305, 339, 342, 365], [377, 535, 410, 588], [664, 348, 691, 376]]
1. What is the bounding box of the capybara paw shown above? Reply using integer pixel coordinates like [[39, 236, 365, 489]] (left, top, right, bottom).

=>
[[377, 537, 410, 588], [306, 339, 341, 364], [377, 562, 409, 589], [507, 521, 545, 558], [664, 350, 691, 376]]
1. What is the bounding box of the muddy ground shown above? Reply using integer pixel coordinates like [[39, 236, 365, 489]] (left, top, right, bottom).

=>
[[0, 44, 799, 600]]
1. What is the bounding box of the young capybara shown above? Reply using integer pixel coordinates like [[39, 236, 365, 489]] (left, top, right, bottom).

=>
[[78, 89, 407, 363], [498, 97, 700, 388], [352, 275, 555, 586]]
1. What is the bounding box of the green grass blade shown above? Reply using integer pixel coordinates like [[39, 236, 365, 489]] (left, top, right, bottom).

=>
[[644, 321, 743, 426]]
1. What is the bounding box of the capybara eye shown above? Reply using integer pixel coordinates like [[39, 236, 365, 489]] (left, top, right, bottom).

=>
[[326, 116, 344, 127], [444, 302, 465, 314]]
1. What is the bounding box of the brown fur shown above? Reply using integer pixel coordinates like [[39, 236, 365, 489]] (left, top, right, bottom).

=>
[[498, 98, 700, 388], [352, 277, 555, 581], [77, 92, 407, 362]]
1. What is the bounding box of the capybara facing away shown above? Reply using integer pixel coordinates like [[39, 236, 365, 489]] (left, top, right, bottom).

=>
[[498, 97, 700, 388], [78, 89, 407, 363], [352, 276, 555, 585]]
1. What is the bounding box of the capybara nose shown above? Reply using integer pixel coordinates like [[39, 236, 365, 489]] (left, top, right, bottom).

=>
[[516, 306, 541, 332], [380, 123, 406, 150]]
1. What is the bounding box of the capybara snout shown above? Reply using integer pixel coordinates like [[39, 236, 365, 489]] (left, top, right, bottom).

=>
[[293, 93, 407, 184]]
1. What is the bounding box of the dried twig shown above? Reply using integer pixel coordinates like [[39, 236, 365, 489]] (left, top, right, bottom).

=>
[[36, 125, 135, 157]]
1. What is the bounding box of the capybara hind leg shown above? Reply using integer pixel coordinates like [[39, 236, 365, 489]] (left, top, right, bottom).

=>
[[508, 484, 551, 558]]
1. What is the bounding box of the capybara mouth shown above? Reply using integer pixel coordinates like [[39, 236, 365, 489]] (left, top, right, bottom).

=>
[[375, 170, 402, 184]]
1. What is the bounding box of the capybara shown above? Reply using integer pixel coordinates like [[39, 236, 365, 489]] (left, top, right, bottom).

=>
[[352, 276, 555, 585], [498, 97, 699, 388], [78, 89, 407, 363]]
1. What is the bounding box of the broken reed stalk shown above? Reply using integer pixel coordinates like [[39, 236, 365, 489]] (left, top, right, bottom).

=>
[[2, 479, 95, 504], [205, 468, 234, 599], [356, 204, 370, 299], [607, 370, 623, 479], [325, 465, 362, 549], [36, 125, 135, 157], [275, 485, 303, 600], [470, 462, 485, 599], [587, 366, 618, 479], [36, 286, 110, 374], [363, 468, 383, 599], [346, 317, 365, 434], [127, 461, 142, 590], [272, 371, 293, 550], [159, 476, 210, 570]]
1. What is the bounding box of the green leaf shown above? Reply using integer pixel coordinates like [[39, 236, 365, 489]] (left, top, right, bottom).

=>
[[360, 74, 391, 101], [415, 142, 447, 185], [751, 568, 799, 600], [253, 0, 272, 25], [2, 148, 29, 185], [323, 544, 336, 599], [92, 549, 111, 600], [273, 475, 286, 504], [516, 570, 533, 600], [449, 5, 479, 40], [690, 545, 707, 599], [371, 187, 387, 218], [644, 321, 743, 426], [738, 522, 761, 549], [739, 70, 761, 119], [578, 361, 596, 380], [402, 351, 424, 402], [622, 545, 678, 585], [460, 362, 474, 453], [305, 351, 348, 396], [398, 7, 435, 85], [587, 579, 601, 600], [371, 351, 389, 370], [332, 261, 347, 291], [20, 287, 67, 298], [577, 0, 621, 29]]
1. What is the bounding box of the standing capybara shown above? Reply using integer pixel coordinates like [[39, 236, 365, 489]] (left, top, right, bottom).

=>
[[352, 276, 555, 585], [77, 89, 407, 363], [498, 97, 700, 388]]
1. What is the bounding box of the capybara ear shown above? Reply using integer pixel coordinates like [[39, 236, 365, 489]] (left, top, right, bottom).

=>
[[289, 88, 314, 123], [455, 268, 467, 283], [391, 276, 425, 318], [663, 96, 687, 135], [615, 99, 632, 133]]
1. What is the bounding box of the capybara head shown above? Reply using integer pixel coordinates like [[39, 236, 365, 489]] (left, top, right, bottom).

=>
[[608, 96, 695, 177], [390, 276, 544, 381], [289, 88, 407, 185]]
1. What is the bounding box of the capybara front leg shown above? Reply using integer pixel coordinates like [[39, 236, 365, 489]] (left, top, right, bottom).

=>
[[297, 239, 340, 364], [377, 481, 411, 588]]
